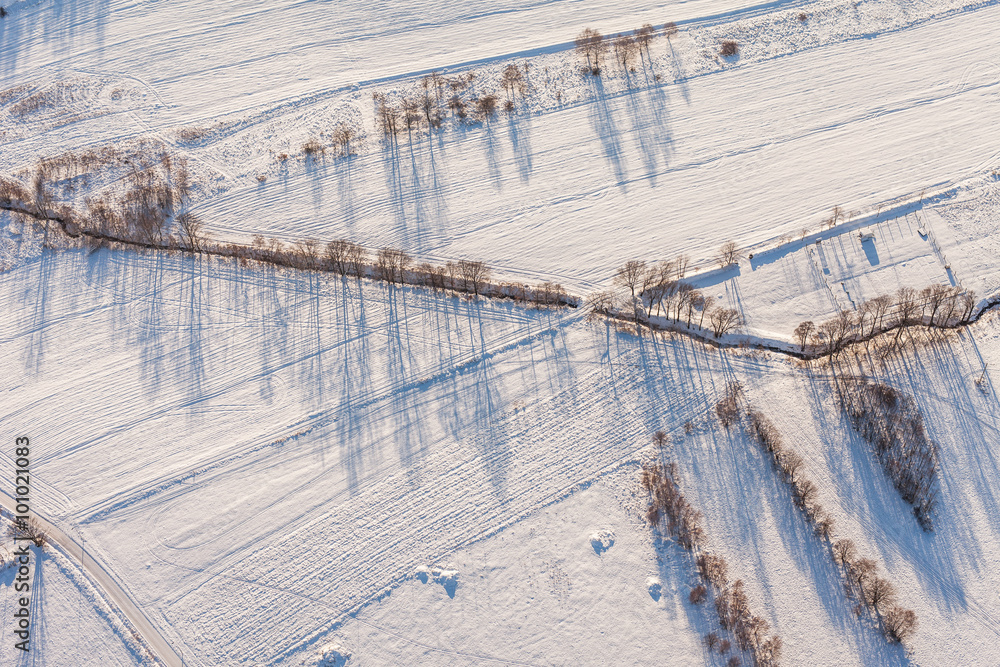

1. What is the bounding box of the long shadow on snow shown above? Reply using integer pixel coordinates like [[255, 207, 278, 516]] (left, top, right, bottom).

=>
[[505, 113, 535, 183], [875, 339, 1000, 622], [813, 362, 978, 627], [587, 76, 628, 187]]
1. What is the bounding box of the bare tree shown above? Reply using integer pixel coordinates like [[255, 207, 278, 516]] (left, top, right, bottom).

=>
[[894, 287, 920, 343], [960, 289, 977, 322], [664, 22, 679, 43], [612, 33, 639, 73], [373, 93, 400, 141], [820, 310, 856, 355], [447, 94, 467, 120], [615, 260, 647, 299], [331, 124, 357, 157], [883, 607, 918, 642], [376, 247, 399, 282], [921, 284, 958, 327], [793, 321, 815, 352], [346, 241, 367, 278], [815, 513, 835, 539], [868, 294, 893, 336], [696, 553, 729, 587], [864, 577, 897, 613], [710, 308, 742, 338], [792, 478, 818, 509], [457, 259, 491, 296], [475, 95, 498, 121], [832, 538, 857, 565], [292, 238, 320, 269], [675, 254, 691, 278], [178, 212, 205, 251], [574, 28, 608, 74], [717, 240, 742, 268], [402, 96, 422, 138], [634, 24, 656, 66], [685, 289, 704, 326], [585, 290, 616, 317], [849, 558, 877, 591], [8, 518, 46, 547], [502, 64, 523, 103], [326, 239, 352, 276], [699, 295, 715, 329], [777, 450, 804, 482]]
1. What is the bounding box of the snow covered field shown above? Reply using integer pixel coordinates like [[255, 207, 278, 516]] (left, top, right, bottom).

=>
[[2, 246, 999, 665], [0, 518, 152, 666], [4, 0, 1000, 665]]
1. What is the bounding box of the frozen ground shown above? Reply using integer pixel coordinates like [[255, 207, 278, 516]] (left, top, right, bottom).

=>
[[3, 0, 1000, 290], [687, 175, 1000, 341], [1, 244, 999, 665], [0, 521, 152, 666], [3, 0, 1000, 665]]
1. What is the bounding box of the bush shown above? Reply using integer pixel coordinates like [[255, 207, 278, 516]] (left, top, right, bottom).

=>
[[715, 382, 743, 426], [690, 584, 708, 604], [720, 41, 739, 57]]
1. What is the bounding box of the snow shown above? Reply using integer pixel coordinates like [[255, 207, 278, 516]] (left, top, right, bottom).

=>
[[0, 520, 152, 666], [3, 0, 1000, 664]]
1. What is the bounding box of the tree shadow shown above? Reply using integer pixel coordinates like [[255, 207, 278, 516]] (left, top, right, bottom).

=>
[[587, 76, 627, 187], [479, 119, 503, 189], [25, 246, 55, 375], [505, 113, 534, 183]]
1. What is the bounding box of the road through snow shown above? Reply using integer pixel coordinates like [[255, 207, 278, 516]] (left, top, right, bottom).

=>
[[0, 492, 183, 667]]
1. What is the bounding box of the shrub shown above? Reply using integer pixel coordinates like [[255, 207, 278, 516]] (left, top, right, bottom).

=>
[[475, 95, 498, 120], [703, 632, 719, 650], [720, 41, 739, 57], [302, 137, 325, 157], [690, 584, 708, 604]]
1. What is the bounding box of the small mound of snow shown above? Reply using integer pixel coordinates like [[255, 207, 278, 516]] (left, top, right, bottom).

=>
[[415, 565, 459, 597], [590, 529, 615, 554], [646, 577, 662, 600], [314, 642, 350, 667]]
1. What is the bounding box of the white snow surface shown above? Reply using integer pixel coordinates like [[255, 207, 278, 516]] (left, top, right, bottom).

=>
[[4, 0, 1000, 665]]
